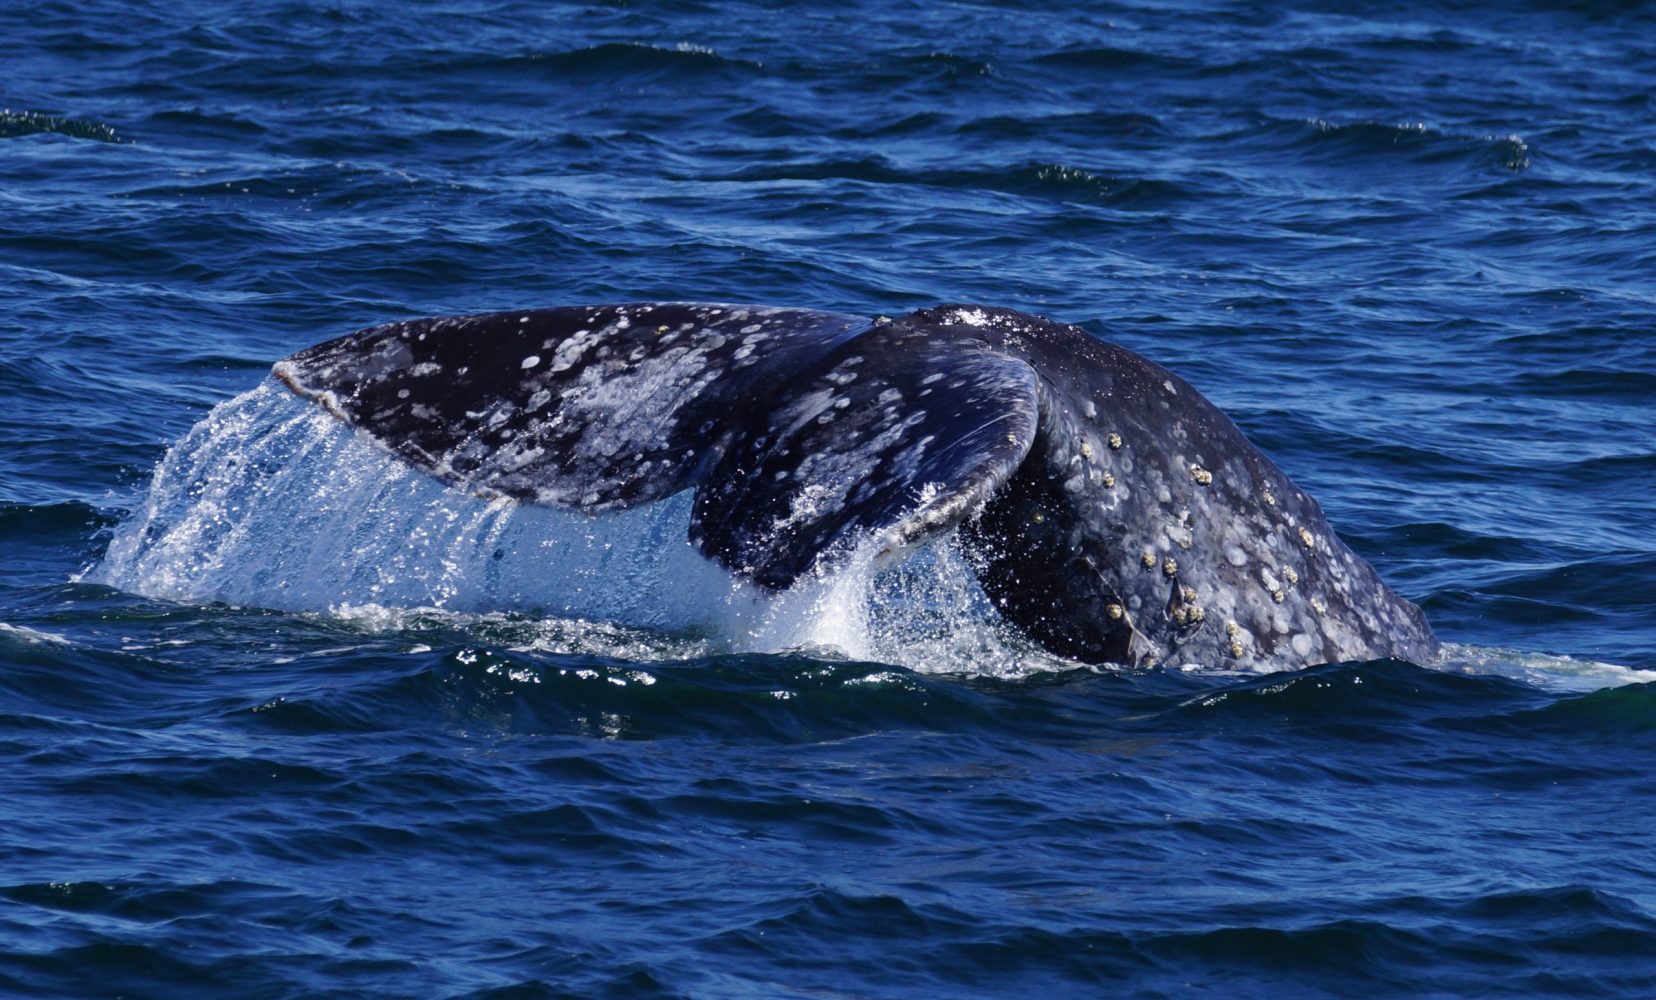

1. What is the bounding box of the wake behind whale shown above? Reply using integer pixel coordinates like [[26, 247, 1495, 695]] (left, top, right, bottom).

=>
[[97, 302, 1439, 674]]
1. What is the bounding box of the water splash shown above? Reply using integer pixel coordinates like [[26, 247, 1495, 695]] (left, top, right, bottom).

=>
[[89, 382, 1056, 677]]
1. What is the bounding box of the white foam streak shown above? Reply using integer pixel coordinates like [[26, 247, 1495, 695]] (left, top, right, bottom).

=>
[[1437, 643, 1656, 693]]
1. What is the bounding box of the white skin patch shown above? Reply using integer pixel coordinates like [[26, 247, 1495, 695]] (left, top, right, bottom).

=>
[[522, 355, 541, 369]]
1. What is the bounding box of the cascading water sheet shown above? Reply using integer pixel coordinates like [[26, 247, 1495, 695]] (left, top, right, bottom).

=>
[[92, 381, 1052, 675]]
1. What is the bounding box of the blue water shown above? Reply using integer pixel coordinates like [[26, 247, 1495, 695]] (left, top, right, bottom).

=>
[[5, 1, 1656, 995]]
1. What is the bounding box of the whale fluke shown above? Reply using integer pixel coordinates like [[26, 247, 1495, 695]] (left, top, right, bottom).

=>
[[276, 302, 1440, 671]]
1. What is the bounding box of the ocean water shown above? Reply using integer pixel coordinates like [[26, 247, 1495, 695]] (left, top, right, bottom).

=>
[[5, 0, 1656, 995]]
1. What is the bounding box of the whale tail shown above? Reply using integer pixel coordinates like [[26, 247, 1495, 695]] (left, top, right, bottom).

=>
[[275, 301, 1439, 670]]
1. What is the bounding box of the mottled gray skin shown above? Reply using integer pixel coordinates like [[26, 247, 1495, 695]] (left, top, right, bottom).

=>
[[276, 301, 1438, 671]]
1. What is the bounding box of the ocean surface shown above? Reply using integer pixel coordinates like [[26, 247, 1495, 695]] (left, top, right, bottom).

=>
[[5, 1, 1656, 995]]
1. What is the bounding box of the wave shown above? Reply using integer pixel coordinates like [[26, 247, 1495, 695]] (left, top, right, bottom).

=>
[[682, 157, 1186, 209], [951, 111, 1168, 143], [857, 50, 998, 85], [1030, 46, 1190, 73], [1169, 658, 1535, 722], [239, 647, 1007, 744], [0, 500, 115, 539], [1236, 117, 1533, 174], [0, 109, 124, 143], [1506, 367, 1656, 400], [429, 41, 764, 80], [8, 869, 1654, 996]]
